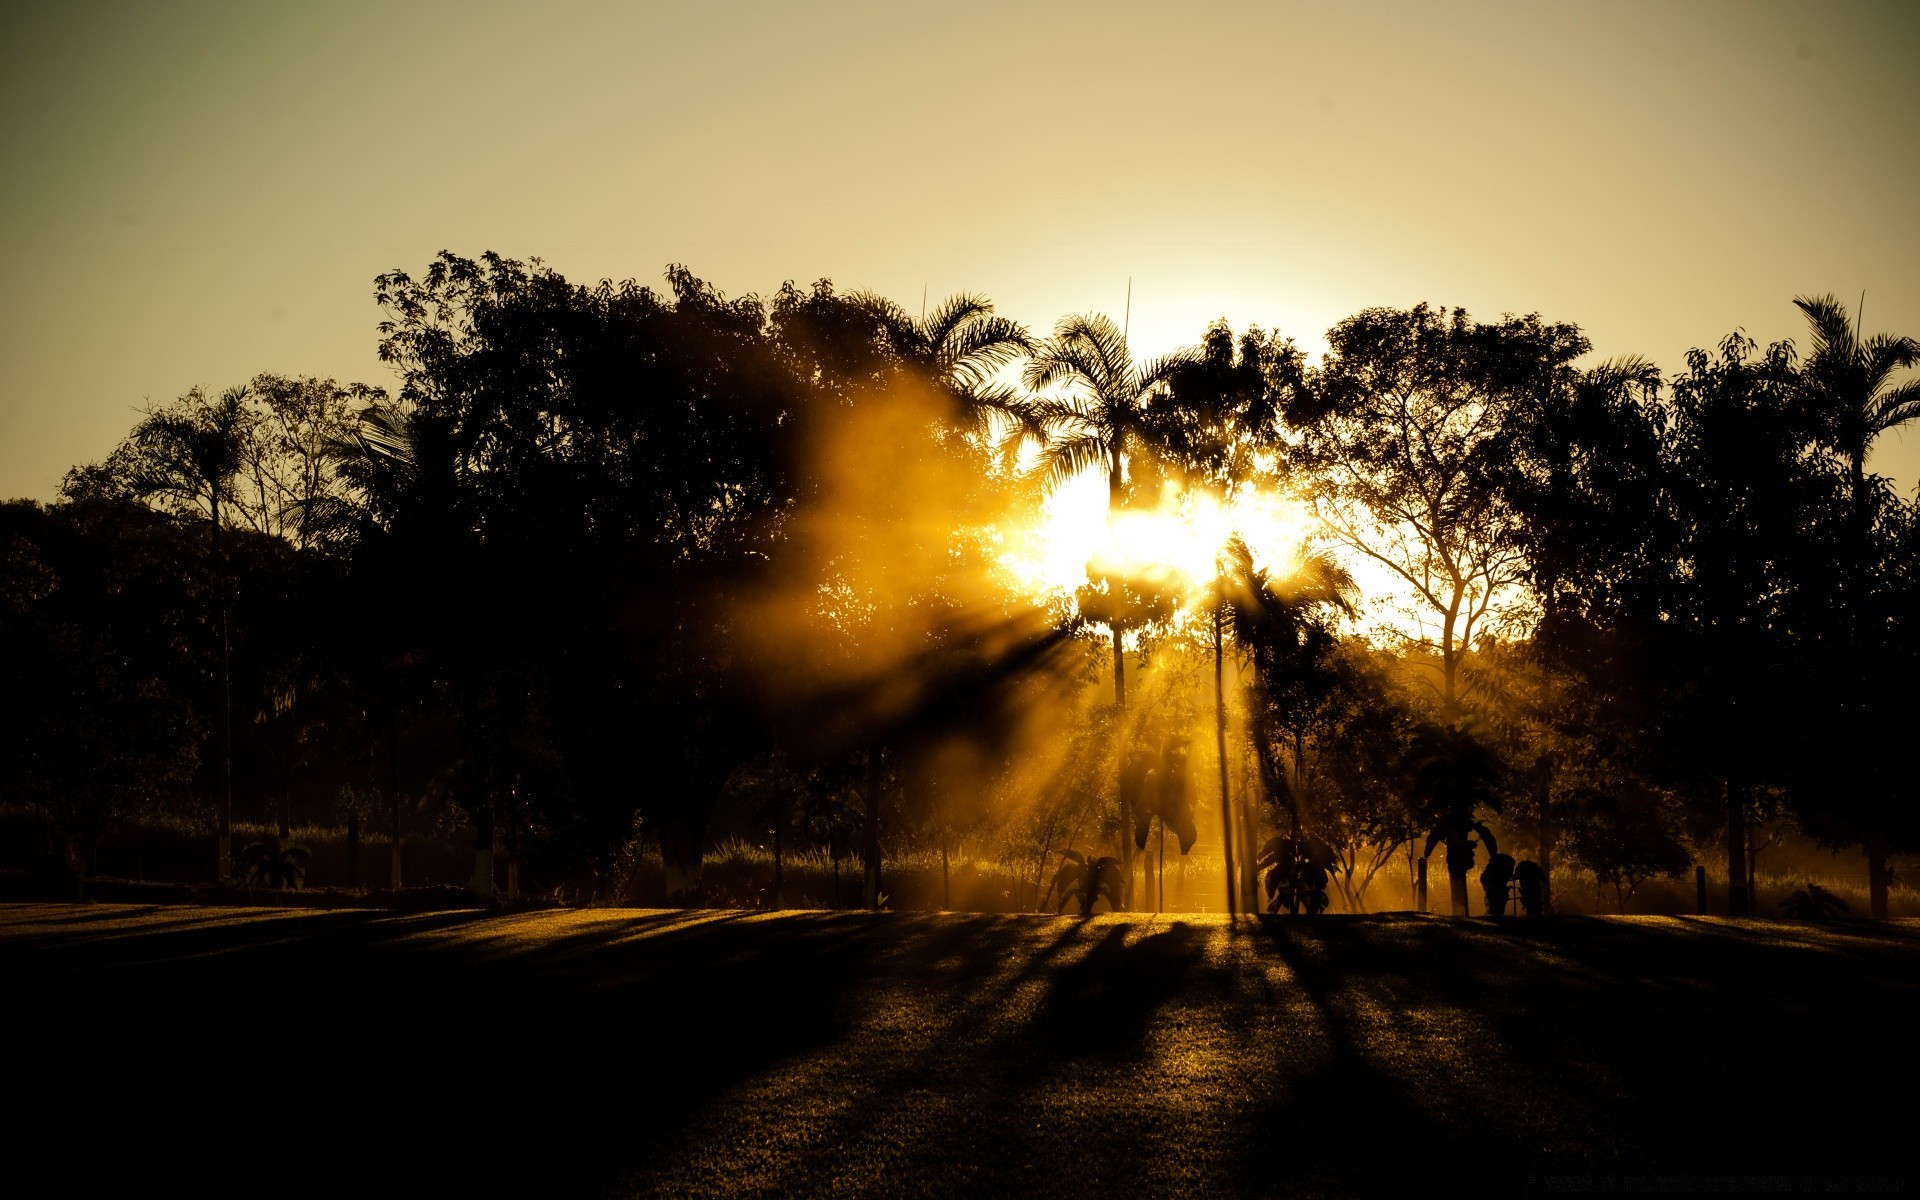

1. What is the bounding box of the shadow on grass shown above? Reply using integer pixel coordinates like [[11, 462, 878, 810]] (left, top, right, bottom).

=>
[[8, 906, 1917, 1196]]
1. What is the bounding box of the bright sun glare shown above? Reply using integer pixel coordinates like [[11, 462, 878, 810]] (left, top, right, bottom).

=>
[[1000, 472, 1315, 613]]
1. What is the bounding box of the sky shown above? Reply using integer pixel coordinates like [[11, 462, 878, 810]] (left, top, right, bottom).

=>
[[3, 0, 1918, 501]]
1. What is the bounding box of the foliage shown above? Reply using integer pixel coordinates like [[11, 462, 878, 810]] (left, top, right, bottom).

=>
[[238, 840, 311, 890], [1778, 882, 1850, 921], [1258, 834, 1337, 914], [1046, 849, 1125, 915]]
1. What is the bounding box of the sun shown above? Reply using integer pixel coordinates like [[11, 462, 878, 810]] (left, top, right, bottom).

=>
[[999, 473, 1316, 609]]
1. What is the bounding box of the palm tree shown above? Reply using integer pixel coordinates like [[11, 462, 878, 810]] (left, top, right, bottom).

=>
[[130, 385, 259, 880], [857, 292, 1034, 436], [1404, 721, 1505, 917], [1225, 537, 1357, 913], [328, 398, 463, 891], [1017, 314, 1196, 907], [1792, 294, 1920, 521], [1792, 294, 1920, 920], [1778, 881, 1850, 921], [1044, 849, 1125, 915], [1019, 313, 1198, 704]]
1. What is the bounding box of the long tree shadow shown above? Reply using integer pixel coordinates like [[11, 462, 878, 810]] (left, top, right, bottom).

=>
[[1231, 914, 1920, 1183]]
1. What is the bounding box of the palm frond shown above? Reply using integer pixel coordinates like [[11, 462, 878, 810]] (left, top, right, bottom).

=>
[[1035, 433, 1110, 495], [1794, 293, 1857, 362], [1867, 379, 1920, 440]]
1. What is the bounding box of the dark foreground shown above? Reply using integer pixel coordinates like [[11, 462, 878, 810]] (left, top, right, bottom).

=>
[[6, 905, 1916, 1197]]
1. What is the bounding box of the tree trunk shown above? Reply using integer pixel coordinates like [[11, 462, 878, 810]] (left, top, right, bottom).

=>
[[1725, 779, 1748, 917], [213, 496, 234, 883], [1238, 763, 1259, 915], [1449, 860, 1469, 917], [1416, 856, 1429, 913], [1213, 600, 1237, 918], [1156, 818, 1165, 914], [1113, 637, 1132, 911], [659, 810, 707, 903], [386, 712, 403, 890], [772, 824, 784, 910], [1866, 840, 1889, 920], [1439, 596, 1460, 721], [345, 810, 359, 890], [469, 803, 494, 897], [863, 746, 881, 909], [505, 819, 520, 902], [1537, 755, 1555, 914]]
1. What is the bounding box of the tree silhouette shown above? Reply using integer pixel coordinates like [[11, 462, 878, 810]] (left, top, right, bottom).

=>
[[1404, 721, 1505, 916], [856, 291, 1034, 437], [1778, 881, 1850, 921], [1017, 313, 1197, 907], [125, 385, 260, 880], [1045, 848, 1125, 915], [1302, 306, 1586, 715], [1225, 536, 1357, 859], [1791, 294, 1920, 919]]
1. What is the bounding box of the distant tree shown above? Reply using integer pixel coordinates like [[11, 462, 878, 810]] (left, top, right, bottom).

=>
[[1017, 313, 1198, 908], [241, 374, 380, 550], [1778, 882, 1850, 921], [1790, 295, 1920, 919], [0, 500, 199, 898], [1564, 782, 1691, 914], [1479, 852, 1516, 916], [1157, 320, 1309, 914], [1258, 833, 1337, 915], [1020, 312, 1198, 701], [238, 839, 311, 891], [1300, 306, 1587, 715], [111, 385, 260, 880], [854, 290, 1035, 438], [1404, 721, 1505, 917], [1225, 537, 1357, 859], [1045, 849, 1124, 915]]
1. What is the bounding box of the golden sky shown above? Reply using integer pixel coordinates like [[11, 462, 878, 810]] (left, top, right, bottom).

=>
[[3, 0, 1917, 500]]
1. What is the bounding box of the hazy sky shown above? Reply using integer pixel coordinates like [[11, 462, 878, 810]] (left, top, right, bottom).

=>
[[4, 0, 1917, 500]]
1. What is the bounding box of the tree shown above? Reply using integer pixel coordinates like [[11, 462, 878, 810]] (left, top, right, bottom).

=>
[[1404, 721, 1505, 916], [1302, 306, 1587, 715], [1045, 849, 1125, 915], [1158, 320, 1309, 916], [1563, 782, 1690, 913], [1790, 294, 1920, 919], [1018, 313, 1197, 907], [121, 385, 260, 880], [855, 291, 1034, 437], [1020, 312, 1197, 702], [1225, 538, 1357, 851], [0, 499, 200, 898]]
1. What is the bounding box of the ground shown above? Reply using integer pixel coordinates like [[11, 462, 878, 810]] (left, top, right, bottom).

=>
[[5, 904, 1916, 1197]]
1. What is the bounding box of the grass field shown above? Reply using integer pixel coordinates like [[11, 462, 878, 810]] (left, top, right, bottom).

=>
[[6, 904, 1916, 1197]]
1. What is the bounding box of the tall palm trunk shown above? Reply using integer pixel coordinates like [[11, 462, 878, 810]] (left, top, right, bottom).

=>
[[1725, 779, 1748, 916], [470, 801, 494, 896], [1866, 840, 1890, 921], [213, 494, 234, 882], [771, 824, 784, 910], [386, 710, 403, 890], [863, 745, 882, 909], [1536, 755, 1556, 913], [1213, 599, 1237, 917], [1106, 450, 1136, 911]]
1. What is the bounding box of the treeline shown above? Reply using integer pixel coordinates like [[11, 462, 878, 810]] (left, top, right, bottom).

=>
[[1, 251, 1914, 916]]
